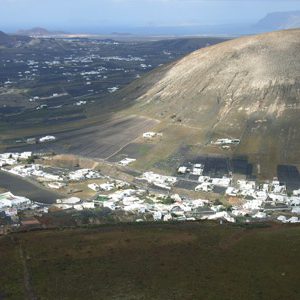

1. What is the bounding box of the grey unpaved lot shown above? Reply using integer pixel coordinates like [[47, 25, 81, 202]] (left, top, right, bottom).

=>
[[0, 171, 61, 204]]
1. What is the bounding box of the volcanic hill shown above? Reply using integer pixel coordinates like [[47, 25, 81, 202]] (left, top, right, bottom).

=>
[[0, 30, 31, 47], [117, 29, 300, 177]]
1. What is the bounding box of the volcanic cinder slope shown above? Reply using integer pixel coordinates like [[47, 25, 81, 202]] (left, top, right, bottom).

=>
[[118, 29, 300, 177]]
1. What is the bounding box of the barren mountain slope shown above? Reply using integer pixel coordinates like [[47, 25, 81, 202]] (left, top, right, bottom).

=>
[[118, 29, 300, 176]]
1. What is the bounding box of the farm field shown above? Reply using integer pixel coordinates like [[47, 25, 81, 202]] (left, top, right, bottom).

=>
[[0, 36, 228, 133], [6, 116, 158, 159], [1, 222, 300, 299], [0, 35, 227, 168]]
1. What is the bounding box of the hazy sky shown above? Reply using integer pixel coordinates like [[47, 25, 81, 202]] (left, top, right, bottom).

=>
[[0, 0, 300, 32]]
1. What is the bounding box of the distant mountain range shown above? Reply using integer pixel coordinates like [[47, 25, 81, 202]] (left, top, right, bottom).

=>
[[10, 11, 300, 38], [131, 11, 300, 36], [0, 30, 31, 47], [0, 31, 11, 44], [16, 27, 67, 37], [254, 11, 300, 32]]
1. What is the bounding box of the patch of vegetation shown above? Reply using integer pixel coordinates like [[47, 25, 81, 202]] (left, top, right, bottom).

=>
[[26, 155, 38, 164], [1, 223, 300, 299], [161, 196, 175, 205]]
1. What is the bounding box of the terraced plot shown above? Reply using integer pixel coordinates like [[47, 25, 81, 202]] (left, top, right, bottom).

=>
[[8, 116, 158, 160]]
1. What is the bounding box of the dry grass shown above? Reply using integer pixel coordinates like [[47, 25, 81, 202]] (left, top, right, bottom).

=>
[[2, 222, 300, 299]]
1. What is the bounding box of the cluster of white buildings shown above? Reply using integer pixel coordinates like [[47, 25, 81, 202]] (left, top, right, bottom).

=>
[[0, 192, 33, 218], [213, 138, 240, 145], [143, 132, 163, 139], [277, 216, 300, 224], [223, 179, 300, 222], [195, 176, 231, 192], [99, 188, 235, 223], [139, 172, 177, 190], [108, 87, 119, 93], [2, 158, 103, 186], [175, 160, 300, 222], [2, 149, 300, 226], [23, 136, 56, 144], [39, 136, 56, 143], [118, 158, 136, 166], [100, 56, 145, 62], [178, 163, 204, 175], [48, 182, 66, 189], [96, 174, 300, 223], [3, 164, 64, 181], [74, 100, 87, 106], [0, 152, 32, 167], [54, 197, 95, 211], [88, 180, 129, 192], [68, 169, 103, 181]]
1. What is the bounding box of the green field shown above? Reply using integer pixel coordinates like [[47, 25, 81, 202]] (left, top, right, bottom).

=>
[[1, 222, 300, 299]]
